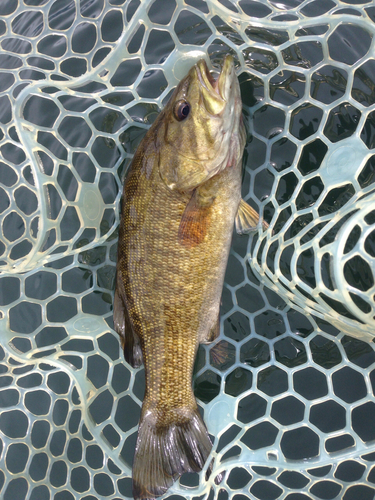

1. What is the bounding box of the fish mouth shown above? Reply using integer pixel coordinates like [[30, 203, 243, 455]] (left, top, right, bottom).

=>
[[196, 56, 235, 115]]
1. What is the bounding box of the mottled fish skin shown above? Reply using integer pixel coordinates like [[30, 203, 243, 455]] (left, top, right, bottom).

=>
[[114, 56, 253, 500]]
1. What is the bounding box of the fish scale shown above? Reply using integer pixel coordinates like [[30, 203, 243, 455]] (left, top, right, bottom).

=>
[[120, 142, 240, 416]]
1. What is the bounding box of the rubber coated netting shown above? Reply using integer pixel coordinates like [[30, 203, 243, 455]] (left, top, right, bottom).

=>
[[1, 1, 375, 500]]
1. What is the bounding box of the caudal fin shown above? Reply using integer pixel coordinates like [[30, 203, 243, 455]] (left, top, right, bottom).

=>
[[132, 408, 212, 500]]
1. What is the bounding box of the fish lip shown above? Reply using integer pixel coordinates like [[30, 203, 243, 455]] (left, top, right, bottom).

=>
[[196, 59, 225, 102], [216, 54, 235, 101], [196, 59, 216, 89], [196, 56, 236, 104]]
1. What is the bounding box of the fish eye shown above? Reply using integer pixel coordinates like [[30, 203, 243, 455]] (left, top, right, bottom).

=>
[[174, 101, 190, 121]]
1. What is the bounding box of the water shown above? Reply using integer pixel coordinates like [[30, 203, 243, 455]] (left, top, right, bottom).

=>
[[1, 1, 375, 500]]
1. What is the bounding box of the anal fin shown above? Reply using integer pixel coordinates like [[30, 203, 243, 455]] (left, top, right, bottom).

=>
[[113, 273, 143, 368], [201, 316, 220, 344], [235, 198, 268, 234]]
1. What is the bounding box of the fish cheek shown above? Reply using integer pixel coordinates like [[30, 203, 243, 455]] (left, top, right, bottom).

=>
[[158, 146, 207, 192], [159, 110, 217, 191], [168, 103, 216, 162]]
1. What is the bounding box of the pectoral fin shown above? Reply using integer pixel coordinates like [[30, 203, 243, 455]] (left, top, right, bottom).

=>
[[178, 190, 212, 248], [235, 199, 268, 234]]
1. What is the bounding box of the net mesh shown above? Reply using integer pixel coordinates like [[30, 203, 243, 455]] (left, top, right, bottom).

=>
[[1, 0, 375, 499]]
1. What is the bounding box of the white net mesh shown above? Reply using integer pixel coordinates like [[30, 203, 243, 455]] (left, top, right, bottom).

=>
[[1, 0, 375, 499]]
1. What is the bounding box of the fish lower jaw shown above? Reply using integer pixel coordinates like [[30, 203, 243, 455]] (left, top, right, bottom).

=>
[[220, 98, 242, 142]]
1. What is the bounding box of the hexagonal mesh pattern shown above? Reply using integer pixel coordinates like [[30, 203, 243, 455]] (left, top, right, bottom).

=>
[[1, 1, 375, 499]]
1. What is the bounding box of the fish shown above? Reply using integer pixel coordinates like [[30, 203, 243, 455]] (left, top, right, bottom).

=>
[[113, 55, 263, 500]]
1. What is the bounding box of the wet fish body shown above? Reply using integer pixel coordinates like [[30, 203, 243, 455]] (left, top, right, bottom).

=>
[[114, 56, 260, 499]]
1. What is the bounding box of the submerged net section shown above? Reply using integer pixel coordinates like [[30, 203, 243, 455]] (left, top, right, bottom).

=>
[[0, 0, 375, 499]]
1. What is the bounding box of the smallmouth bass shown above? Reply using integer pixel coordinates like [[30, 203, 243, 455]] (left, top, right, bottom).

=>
[[114, 55, 262, 499]]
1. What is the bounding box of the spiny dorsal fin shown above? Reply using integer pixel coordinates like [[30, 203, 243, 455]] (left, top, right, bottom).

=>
[[235, 198, 268, 234]]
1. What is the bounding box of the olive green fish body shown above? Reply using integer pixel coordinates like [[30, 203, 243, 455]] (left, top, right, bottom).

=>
[[114, 56, 261, 500], [119, 137, 242, 422]]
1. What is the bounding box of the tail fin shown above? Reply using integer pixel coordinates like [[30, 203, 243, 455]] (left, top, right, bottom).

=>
[[133, 408, 212, 500]]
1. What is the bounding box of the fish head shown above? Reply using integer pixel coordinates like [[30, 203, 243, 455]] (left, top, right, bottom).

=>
[[158, 55, 245, 192]]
